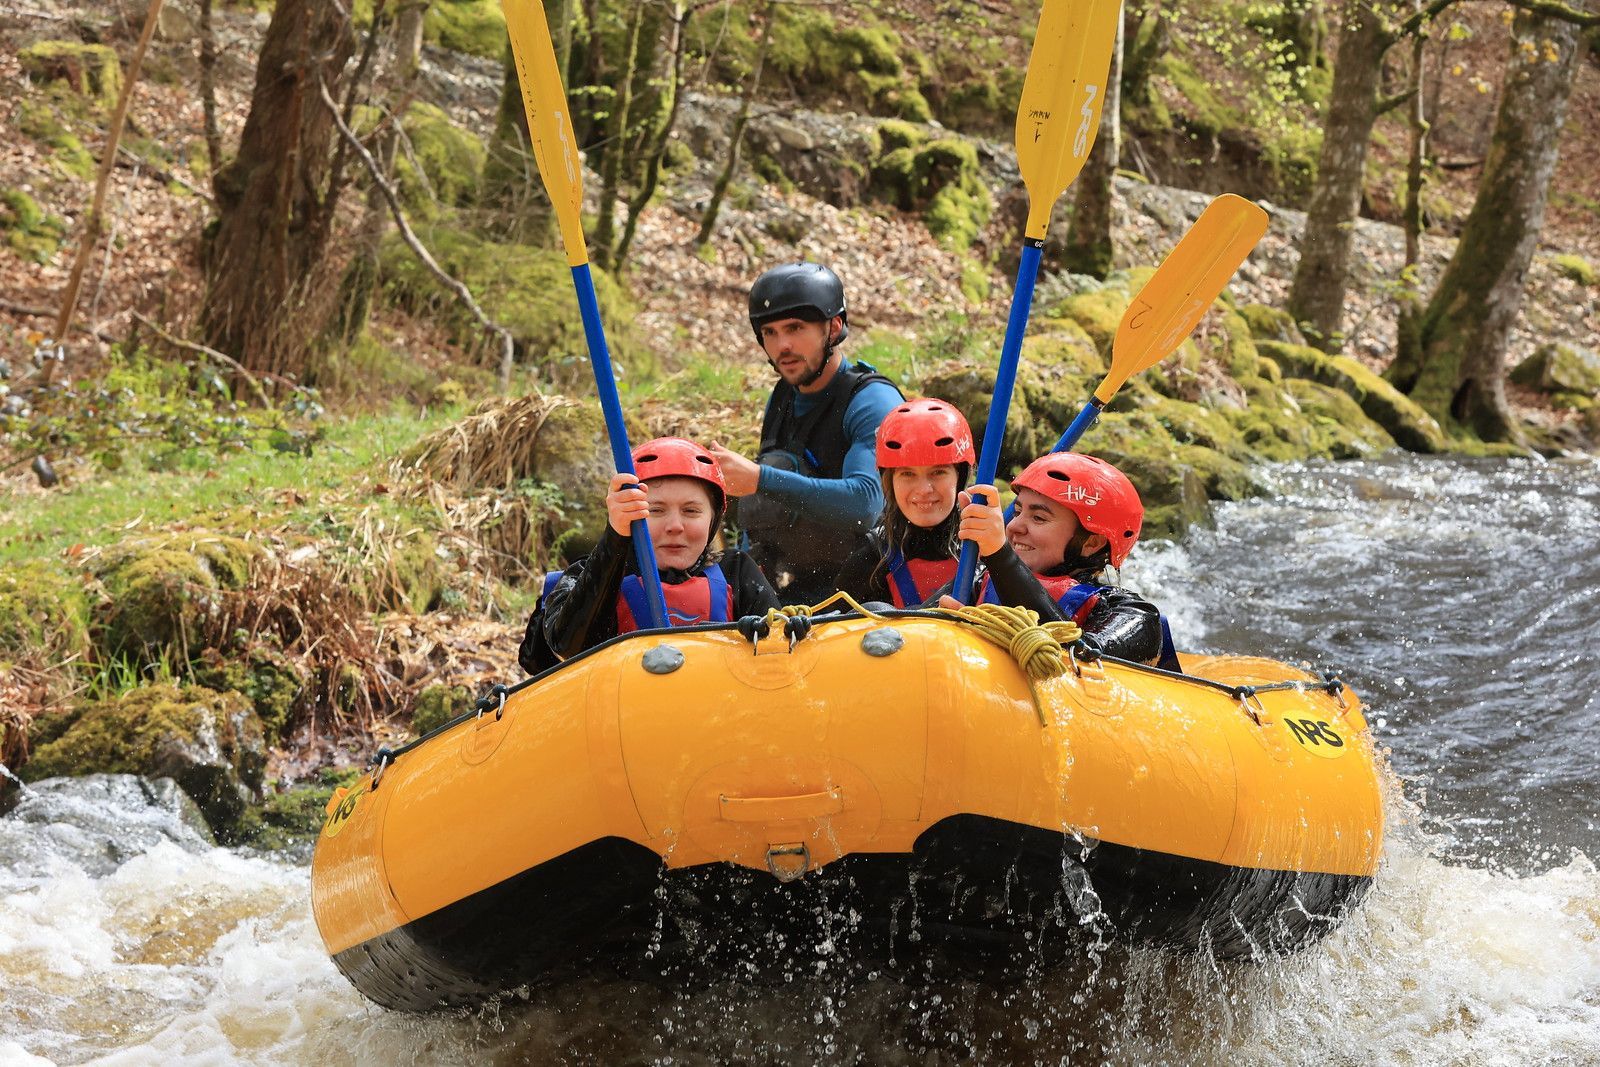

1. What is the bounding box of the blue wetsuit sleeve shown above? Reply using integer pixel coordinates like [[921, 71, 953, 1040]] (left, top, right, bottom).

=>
[[754, 380, 901, 534]]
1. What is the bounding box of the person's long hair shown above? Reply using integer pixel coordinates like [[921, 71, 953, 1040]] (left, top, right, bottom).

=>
[[868, 464, 968, 592]]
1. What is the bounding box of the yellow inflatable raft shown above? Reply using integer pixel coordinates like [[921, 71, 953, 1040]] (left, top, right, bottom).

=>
[[312, 608, 1383, 1011]]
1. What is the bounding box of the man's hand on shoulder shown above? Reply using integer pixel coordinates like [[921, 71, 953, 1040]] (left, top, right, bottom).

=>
[[708, 442, 761, 497]]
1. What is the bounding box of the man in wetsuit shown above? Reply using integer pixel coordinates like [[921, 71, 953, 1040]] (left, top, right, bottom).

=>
[[708, 263, 904, 605]]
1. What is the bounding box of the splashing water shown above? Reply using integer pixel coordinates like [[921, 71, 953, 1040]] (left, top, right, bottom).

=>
[[4, 455, 1600, 1063]]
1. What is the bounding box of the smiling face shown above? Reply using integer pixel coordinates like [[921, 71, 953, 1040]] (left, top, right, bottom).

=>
[[759, 316, 841, 391], [1005, 486, 1081, 573], [645, 476, 716, 571], [891, 464, 960, 529]]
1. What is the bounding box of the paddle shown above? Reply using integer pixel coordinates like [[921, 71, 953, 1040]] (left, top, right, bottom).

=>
[[503, 0, 668, 628], [1046, 192, 1270, 456], [950, 0, 1122, 604]]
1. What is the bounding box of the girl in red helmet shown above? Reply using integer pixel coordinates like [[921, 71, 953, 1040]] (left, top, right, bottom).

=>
[[941, 451, 1179, 670], [518, 438, 781, 670], [834, 398, 996, 607]]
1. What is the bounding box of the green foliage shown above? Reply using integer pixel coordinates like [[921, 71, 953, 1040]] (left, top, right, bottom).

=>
[[424, 0, 507, 58], [867, 132, 993, 251], [1552, 254, 1597, 287], [93, 531, 259, 664], [2, 348, 322, 479], [236, 767, 362, 851], [0, 188, 67, 264], [378, 226, 645, 387]]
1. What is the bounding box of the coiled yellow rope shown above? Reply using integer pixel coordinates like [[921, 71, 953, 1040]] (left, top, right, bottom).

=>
[[775, 593, 1082, 682], [928, 603, 1083, 681]]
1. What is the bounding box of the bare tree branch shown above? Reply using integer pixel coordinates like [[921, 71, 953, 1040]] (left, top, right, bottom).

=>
[[131, 311, 276, 408], [1501, 0, 1599, 26], [315, 73, 519, 388], [0, 299, 120, 343]]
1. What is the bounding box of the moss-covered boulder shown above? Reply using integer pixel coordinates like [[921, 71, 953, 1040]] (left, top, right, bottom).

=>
[[396, 102, 486, 217], [380, 228, 644, 384], [1257, 340, 1445, 453], [22, 684, 266, 840], [1510, 342, 1600, 397], [1, 188, 68, 264], [236, 767, 362, 852], [1551, 253, 1597, 287], [424, 0, 507, 58], [1283, 380, 1397, 458], [93, 531, 259, 664], [19, 41, 122, 112], [191, 645, 306, 743], [0, 561, 91, 666], [867, 128, 993, 251], [412, 683, 474, 737], [1237, 303, 1303, 345], [769, 12, 930, 121]]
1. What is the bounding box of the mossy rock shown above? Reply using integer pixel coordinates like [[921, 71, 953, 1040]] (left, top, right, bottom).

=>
[[867, 136, 992, 251], [1551, 253, 1597, 287], [235, 767, 362, 852], [424, 0, 507, 58], [380, 227, 644, 383], [0, 561, 91, 666], [1257, 340, 1447, 453], [1283, 379, 1397, 458], [1551, 391, 1596, 412], [93, 531, 259, 665], [1052, 289, 1125, 357], [1238, 303, 1301, 344], [191, 645, 306, 743], [1509, 342, 1600, 397], [18, 94, 97, 180], [412, 683, 474, 737], [1, 188, 68, 264], [1140, 396, 1244, 455], [1200, 309, 1262, 382], [22, 684, 265, 841], [396, 102, 486, 217], [768, 11, 925, 120], [18, 41, 122, 112], [530, 402, 618, 561]]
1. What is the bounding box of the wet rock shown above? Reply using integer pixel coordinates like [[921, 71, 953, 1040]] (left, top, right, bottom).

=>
[[22, 685, 266, 842], [0, 774, 214, 879], [1510, 342, 1600, 397]]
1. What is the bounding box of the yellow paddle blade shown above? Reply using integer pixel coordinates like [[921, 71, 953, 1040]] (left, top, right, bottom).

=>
[[1098, 193, 1270, 402], [1014, 0, 1122, 240], [503, 0, 588, 267]]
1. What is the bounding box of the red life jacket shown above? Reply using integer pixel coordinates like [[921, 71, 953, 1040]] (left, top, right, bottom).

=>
[[884, 549, 959, 608], [616, 567, 733, 632], [979, 570, 1100, 625]]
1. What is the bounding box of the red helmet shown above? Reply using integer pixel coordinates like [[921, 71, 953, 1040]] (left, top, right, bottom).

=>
[[876, 398, 975, 468], [632, 437, 727, 517], [1010, 453, 1143, 568]]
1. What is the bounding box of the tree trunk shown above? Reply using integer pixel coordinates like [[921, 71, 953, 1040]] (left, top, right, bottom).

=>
[[333, 0, 426, 344], [696, 0, 774, 248], [1387, 10, 1585, 442], [1286, 0, 1398, 351], [1060, 6, 1124, 278], [615, 0, 691, 271], [200, 0, 355, 381], [592, 0, 646, 268], [198, 0, 222, 192], [1402, 22, 1428, 268]]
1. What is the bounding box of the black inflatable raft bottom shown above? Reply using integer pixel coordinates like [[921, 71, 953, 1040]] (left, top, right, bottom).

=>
[[333, 814, 1372, 1012]]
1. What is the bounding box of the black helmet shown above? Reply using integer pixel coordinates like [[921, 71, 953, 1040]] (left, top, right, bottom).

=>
[[748, 262, 849, 345]]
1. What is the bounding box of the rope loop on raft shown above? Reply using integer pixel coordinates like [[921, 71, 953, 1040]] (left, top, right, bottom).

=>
[[929, 602, 1085, 682]]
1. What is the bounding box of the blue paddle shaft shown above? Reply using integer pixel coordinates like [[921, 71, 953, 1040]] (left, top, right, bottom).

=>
[[1002, 396, 1106, 522], [952, 242, 1044, 604], [572, 264, 669, 629]]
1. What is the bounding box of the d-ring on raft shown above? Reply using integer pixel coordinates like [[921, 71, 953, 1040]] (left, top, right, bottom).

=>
[[311, 599, 1383, 1011]]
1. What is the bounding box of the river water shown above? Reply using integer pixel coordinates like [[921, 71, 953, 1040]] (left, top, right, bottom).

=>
[[3, 455, 1598, 1065]]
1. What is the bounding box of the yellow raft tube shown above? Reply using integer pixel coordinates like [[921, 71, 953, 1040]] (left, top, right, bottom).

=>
[[312, 608, 1383, 1011]]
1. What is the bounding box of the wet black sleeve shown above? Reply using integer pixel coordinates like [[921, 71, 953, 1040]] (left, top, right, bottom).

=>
[[1080, 587, 1164, 665], [541, 528, 631, 660], [971, 546, 1069, 620], [833, 538, 888, 604], [517, 608, 560, 675], [722, 552, 783, 617]]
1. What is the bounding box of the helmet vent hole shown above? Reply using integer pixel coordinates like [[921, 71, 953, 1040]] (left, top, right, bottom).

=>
[[1123, 530, 1134, 537], [886, 441, 902, 450], [896, 405, 911, 413], [1047, 470, 1071, 482], [695, 455, 713, 464], [638, 453, 658, 463], [934, 436, 953, 447]]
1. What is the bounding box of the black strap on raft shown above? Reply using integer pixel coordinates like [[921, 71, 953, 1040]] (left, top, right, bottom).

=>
[[368, 747, 395, 789], [474, 683, 509, 722]]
